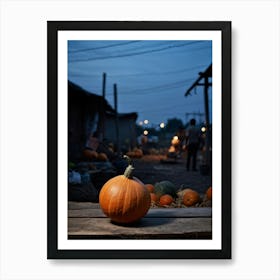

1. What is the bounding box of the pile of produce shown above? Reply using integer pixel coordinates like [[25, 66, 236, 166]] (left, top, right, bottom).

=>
[[98, 156, 212, 225], [126, 148, 144, 159], [82, 149, 109, 162], [145, 181, 212, 208]]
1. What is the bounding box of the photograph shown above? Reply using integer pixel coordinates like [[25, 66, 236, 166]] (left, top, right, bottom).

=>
[[48, 21, 231, 259]]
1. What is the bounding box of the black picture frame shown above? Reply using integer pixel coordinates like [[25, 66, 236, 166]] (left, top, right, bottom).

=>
[[47, 21, 231, 259]]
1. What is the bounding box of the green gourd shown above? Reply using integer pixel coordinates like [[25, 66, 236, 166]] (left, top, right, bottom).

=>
[[154, 180, 177, 198]]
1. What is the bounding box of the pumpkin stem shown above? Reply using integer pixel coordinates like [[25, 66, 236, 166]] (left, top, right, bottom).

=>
[[123, 155, 134, 178], [123, 155, 132, 165], [124, 164, 134, 178]]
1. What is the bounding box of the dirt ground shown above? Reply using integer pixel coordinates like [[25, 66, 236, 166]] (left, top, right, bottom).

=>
[[131, 154, 212, 195]]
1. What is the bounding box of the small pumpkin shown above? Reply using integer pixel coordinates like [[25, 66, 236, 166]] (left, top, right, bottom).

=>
[[150, 193, 159, 204], [99, 157, 151, 224], [206, 186, 212, 200], [154, 180, 177, 198], [83, 149, 98, 160], [145, 184, 155, 193], [182, 189, 200, 207], [159, 194, 174, 206], [133, 148, 143, 158], [126, 151, 135, 158], [177, 188, 193, 198], [97, 152, 108, 161]]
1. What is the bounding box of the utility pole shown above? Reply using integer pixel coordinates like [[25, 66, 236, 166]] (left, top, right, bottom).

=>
[[185, 64, 212, 171], [102, 72, 106, 98], [101, 72, 106, 141], [114, 83, 120, 155], [203, 74, 210, 165]]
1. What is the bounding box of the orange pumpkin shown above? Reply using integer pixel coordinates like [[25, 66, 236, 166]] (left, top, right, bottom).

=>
[[97, 152, 108, 161], [182, 189, 200, 207], [159, 194, 174, 206], [206, 186, 212, 200], [133, 148, 143, 158], [145, 184, 155, 193], [83, 149, 98, 160], [126, 151, 135, 158], [150, 193, 159, 204], [99, 159, 151, 224]]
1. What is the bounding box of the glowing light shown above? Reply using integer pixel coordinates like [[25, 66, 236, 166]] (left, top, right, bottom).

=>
[[169, 146, 176, 153], [143, 119, 149, 125], [160, 122, 165, 128], [201, 127, 206, 133], [171, 136, 179, 145], [139, 121, 143, 126], [143, 130, 149, 135]]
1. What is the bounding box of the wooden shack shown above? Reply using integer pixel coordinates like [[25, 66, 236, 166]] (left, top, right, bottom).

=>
[[104, 111, 138, 153], [68, 81, 138, 160]]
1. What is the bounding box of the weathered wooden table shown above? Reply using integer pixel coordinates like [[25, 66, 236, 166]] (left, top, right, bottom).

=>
[[68, 202, 212, 239]]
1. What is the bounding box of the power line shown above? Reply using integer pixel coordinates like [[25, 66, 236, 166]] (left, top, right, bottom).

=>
[[72, 67, 211, 96], [104, 80, 192, 96], [69, 41, 207, 63], [108, 64, 208, 78], [68, 63, 208, 79], [117, 75, 211, 95], [85, 74, 212, 97], [68, 40, 142, 53]]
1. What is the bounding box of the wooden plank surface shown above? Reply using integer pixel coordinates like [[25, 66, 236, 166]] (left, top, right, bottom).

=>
[[68, 201, 100, 210], [68, 217, 211, 239], [68, 202, 212, 216], [68, 207, 212, 218], [68, 202, 212, 239]]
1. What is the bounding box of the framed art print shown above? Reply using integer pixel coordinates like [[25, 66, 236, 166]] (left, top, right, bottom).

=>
[[47, 21, 231, 259]]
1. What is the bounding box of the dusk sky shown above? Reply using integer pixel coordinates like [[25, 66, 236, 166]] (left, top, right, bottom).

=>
[[68, 40, 212, 128]]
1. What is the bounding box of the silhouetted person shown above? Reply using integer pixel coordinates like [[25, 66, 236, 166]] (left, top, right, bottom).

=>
[[186, 119, 201, 171]]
